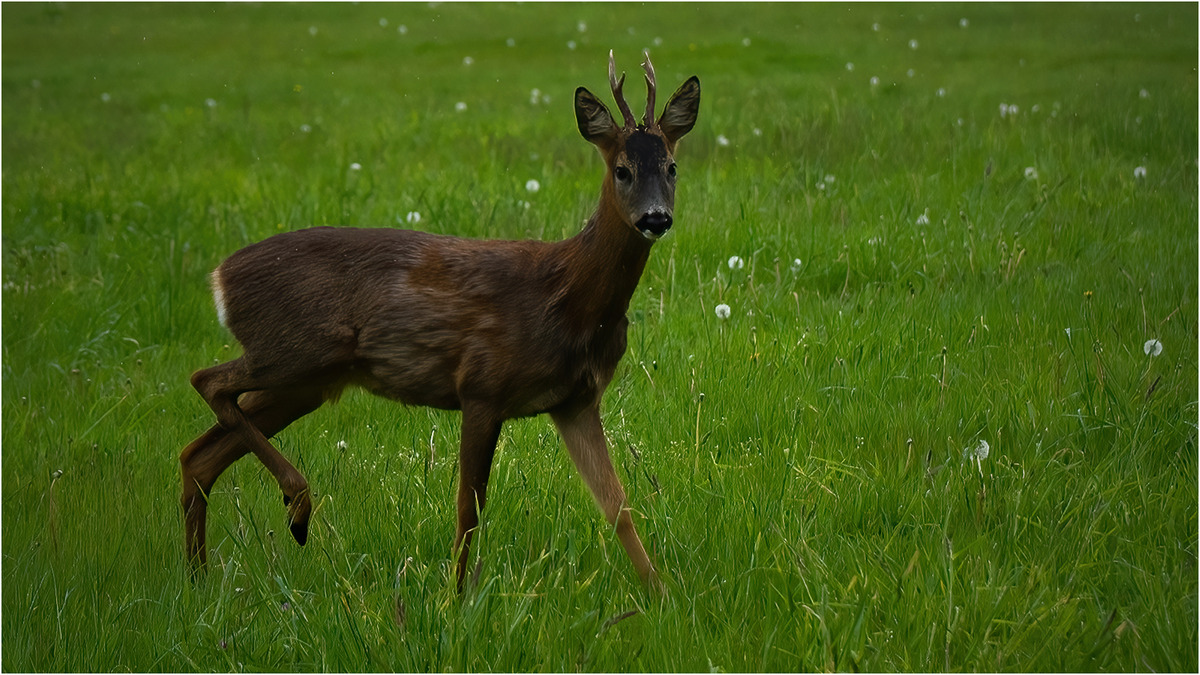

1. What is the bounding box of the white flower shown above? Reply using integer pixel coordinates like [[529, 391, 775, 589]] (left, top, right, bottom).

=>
[[336, 440, 348, 451], [1143, 338, 1163, 356], [916, 209, 930, 226], [909, 39, 919, 50], [406, 211, 421, 224], [349, 162, 362, 171], [960, 18, 969, 28], [716, 134, 730, 147], [462, 56, 474, 66], [1024, 166, 1038, 180], [1134, 166, 1147, 179], [714, 303, 731, 320], [790, 258, 802, 273], [727, 255, 744, 270], [525, 179, 540, 193], [455, 101, 467, 112]]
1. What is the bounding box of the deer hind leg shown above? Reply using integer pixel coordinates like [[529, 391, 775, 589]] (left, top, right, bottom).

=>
[[189, 358, 324, 547], [551, 405, 661, 590], [181, 386, 326, 569], [453, 403, 503, 592]]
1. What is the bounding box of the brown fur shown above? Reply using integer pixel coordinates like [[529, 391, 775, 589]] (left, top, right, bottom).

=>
[[180, 52, 700, 591]]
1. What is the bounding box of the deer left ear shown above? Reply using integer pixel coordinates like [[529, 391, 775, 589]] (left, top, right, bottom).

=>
[[657, 76, 701, 148], [575, 87, 620, 151]]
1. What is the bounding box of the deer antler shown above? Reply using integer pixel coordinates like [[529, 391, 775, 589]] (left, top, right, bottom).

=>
[[641, 50, 657, 127], [608, 50, 637, 129]]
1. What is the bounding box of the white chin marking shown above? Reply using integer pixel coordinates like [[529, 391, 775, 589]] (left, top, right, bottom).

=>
[[210, 270, 228, 328]]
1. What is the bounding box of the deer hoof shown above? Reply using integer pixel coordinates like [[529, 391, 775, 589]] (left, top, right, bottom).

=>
[[285, 490, 311, 546]]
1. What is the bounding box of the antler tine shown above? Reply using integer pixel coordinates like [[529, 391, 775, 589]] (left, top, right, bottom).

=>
[[608, 49, 637, 129], [641, 49, 657, 127]]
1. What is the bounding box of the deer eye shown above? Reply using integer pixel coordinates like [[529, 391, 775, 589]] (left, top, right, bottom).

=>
[[614, 166, 632, 183], [667, 162, 677, 177]]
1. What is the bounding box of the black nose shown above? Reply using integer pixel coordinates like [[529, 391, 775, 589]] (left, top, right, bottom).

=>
[[636, 212, 673, 238]]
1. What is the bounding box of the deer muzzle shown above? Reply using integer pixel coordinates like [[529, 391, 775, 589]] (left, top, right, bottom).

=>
[[636, 211, 673, 240]]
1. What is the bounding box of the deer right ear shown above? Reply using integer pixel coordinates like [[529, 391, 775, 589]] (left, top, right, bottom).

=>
[[575, 87, 620, 149]]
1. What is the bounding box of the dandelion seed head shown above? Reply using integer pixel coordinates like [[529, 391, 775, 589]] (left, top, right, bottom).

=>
[[567, 40, 577, 50], [406, 211, 421, 224], [1024, 166, 1038, 180], [379, 17, 388, 28], [909, 39, 919, 50], [336, 440, 348, 451], [916, 209, 930, 226], [872, 22, 881, 32], [100, 92, 111, 103], [716, 134, 731, 147], [715, 303, 732, 320], [308, 25, 318, 36], [577, 20, 587, 33], [727, 255, 744, 270], [455, 101, 467, 112], [205, 98, 217, 108], [462, 56, 474, 66], [299, 124, 312, 133], [742, 37, 751, 47], [1139, 88, 1150, 99], [845, 62, 855, 71], [398, 24, 408, 35], [1134, 166, 1147, 179], [1143, 338, 1163, 356], [790, 258, 802, 273], [752, 127, 762, 137], [960, 18, 969, 28], [525, 179, 540, 193], [870, 76, 880, 87], [506, 37, 515, 47]]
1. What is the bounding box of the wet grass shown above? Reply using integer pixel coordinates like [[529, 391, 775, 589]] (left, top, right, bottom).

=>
[[2, 2, 1197, 671]]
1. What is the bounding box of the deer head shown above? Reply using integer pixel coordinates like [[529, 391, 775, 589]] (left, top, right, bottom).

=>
[[574, 50, 701, 240]]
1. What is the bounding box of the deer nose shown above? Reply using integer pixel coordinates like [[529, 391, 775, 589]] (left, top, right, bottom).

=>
[[636, 211, 673, 239]]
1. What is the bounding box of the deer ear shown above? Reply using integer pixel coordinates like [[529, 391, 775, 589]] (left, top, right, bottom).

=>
[[657, 76, 701, 147], [575, 87, 619, 149]]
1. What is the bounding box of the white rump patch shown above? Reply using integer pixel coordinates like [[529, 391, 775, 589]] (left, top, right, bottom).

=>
[[209, 269, 228, 328]]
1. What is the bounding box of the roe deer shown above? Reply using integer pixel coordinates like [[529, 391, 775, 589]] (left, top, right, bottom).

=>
[[180, 50, 700, 591]]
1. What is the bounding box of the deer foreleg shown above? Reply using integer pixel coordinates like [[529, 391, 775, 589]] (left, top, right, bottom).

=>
[[452, 404, 503, 591], [551, 405, 661, 590]]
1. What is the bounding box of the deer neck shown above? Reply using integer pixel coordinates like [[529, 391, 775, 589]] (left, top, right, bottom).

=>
[[555, 192, 653, 336]]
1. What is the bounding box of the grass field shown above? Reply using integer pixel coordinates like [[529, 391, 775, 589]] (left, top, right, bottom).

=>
[[2, 2, 1197, 671]]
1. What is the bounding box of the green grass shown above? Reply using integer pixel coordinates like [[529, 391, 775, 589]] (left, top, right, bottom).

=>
[[3, 2, 1196, 671]]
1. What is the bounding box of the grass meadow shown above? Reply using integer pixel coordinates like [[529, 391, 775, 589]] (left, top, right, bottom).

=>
[[2, 2, 1197, 671]]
